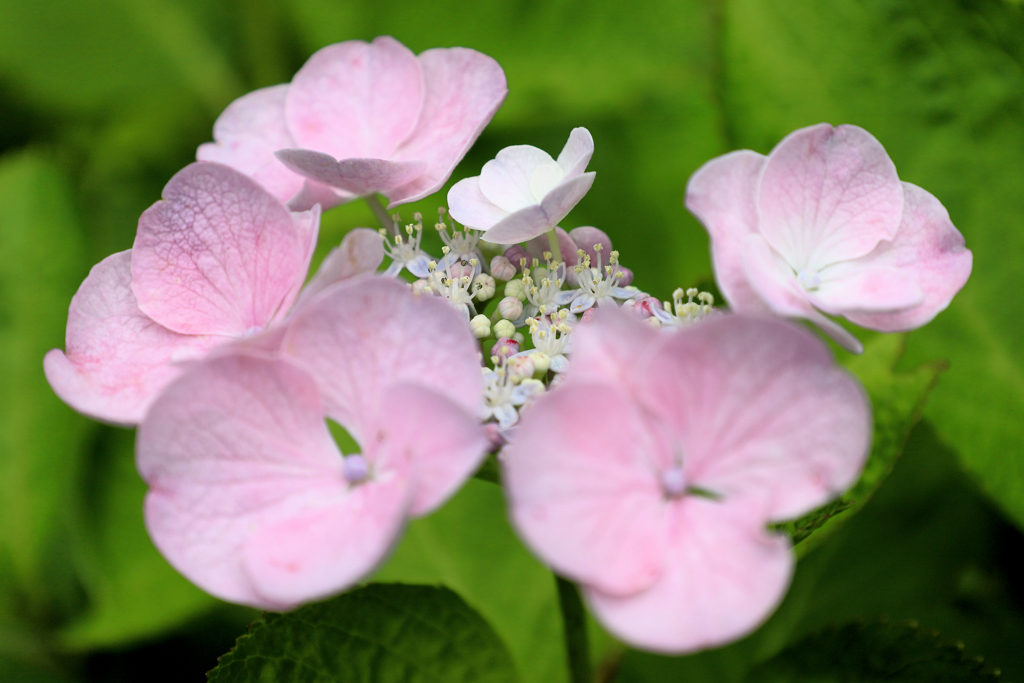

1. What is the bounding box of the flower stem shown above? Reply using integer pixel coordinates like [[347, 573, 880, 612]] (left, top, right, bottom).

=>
[[366, 195, 395, 235], [555, 575, 592, 683], [545, 228, 563, 265]]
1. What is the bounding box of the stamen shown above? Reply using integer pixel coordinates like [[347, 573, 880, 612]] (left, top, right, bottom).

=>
[[342, 454, 369, 484]]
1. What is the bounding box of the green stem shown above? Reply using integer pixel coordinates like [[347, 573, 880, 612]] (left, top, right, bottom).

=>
[[555, 575, 592, 683], [545, 228, 563, 265], [366, 195, 395, 234]]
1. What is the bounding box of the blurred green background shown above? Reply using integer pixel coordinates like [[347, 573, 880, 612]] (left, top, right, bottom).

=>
[[1, 0, 1023, 681]]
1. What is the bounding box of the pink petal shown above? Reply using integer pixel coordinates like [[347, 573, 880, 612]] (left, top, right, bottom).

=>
[[387, 47, 509, 207], [741, 234, 864, 352], [281, 276, 483, 438], [685, 150, 770, 312], [556, 127, 594, 178], [586, 497, 793, 654], [132, 162, 310, 336], [524, 226, 576, 264], [567, 226, 612, 265], [634, 314, 871, 521], [286, 37, 424, 161], [758, 124, 904, 268], [138, 355, 385, 609], [286, 178, 354, 212], [567, 308, 659, 386], [296, 228, 384, 307], [479, 145, 559, 213], [841, 182, 973, 331], [483, 174, 595, 244], [372, 382, 489, 516], [504, 382, 669, 596], [196, 85, 304, 205], [43, 250, 221, 425], [447, 176, 511, 230], [274, 149, 426, 195], [809, 265, 923, 314]]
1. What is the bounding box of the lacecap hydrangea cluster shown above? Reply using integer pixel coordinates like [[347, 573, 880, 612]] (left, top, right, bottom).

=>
[[44, 36, 971, 654]]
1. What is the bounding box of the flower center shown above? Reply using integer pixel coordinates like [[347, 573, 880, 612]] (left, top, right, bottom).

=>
[[661, 465, 687, 498], [342, 454, 369, 484], [797, 268, 821, 291]]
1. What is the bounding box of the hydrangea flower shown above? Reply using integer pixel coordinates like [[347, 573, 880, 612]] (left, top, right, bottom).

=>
[[137, 277, 488, 610], [686, 123, 972, 352], [447, 128, 596, 243], [199, 36, 507, 210], [503, 310, 871, 653], [44, 162, 381, 425]]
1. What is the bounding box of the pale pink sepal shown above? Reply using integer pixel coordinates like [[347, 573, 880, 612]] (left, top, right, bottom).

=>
[[296, 228, 385, 307], [285, 37, 424, 161], [635, 314, 871, 521], [196, 85, 305, 205], [282, 276, 484, 437], [504, 383, 668, 596], [757, 124, 903, 267], [137, 354, 412, 610], [840, 182, 972, 331], [685, 150, 770, 313], [586, 498, 792, 654], [274, 149, 426, 195], [387, 47, 508, 207], [483, 174, 595, 244], [132, 162, 313, 336], [43, 251, 222, 425]]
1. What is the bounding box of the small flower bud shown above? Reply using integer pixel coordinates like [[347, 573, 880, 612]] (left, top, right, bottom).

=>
[[616, 266, 634, 287], [504, 279, 527, 301], [470, 314, 491, 339], [411, 279, 433, 295], [497, 296, 524, 321], [473, 274, 496, 301], [630, 295, 663, 320], [512, 332, 525, 344], [450, 261, 474, 279], [507, 355, 535, 382], [491, 335, 519, 360], [504, 245, 528, 271], [490, 255, 516, 281], [493, 320, 516, 339], [530, 351, 551, 375]]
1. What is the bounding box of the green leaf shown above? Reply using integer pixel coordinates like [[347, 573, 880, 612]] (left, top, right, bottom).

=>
[[207, 583, 518, 683], [722, 0, 1024, 530], [744, 619, 1000, 682], [772, 333, 943, 555], [58, 427, 227, 651], [0, 151, 92, 635]]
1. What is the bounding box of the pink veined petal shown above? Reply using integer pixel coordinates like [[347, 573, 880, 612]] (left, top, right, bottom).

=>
[[809, 265, 923, 314], [196, 85, 304, 205], [840, 182, 973, 331], [479, 145, 559, 213], [132, 162, 309, 336], [504, 382, 670, 597], [447, 176, 511, 230], [281, 277, 483, 440], [757, 123, 904, 269], [483, 174, 595, 244], [274, 149, 426, 195], [43, 250, 223, 426], [387, 47, 508, 207], [742, 234, 866, 352], [634, 314, 871, 522], [556, 127, 594, 179], [294, 203, 321, 276], [586, 497, 793, 654], [137, 354, 356, 609], [296, 228, 385, 307], [685, 150, 771, 313], [286, 178, 354, 212], [286, 37, 424, 160], [567, 308, 659, 386], [371, 382, 489, 516]]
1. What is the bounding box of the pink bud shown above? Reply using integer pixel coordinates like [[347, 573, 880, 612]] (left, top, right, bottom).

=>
[[504, 245, 529, 271], [580, 308, 598, 324], [490, 255, 517, 281], [498, 296, 524, 321], [449, 261, 475, 279], [507, 354, 536, 381], [491, 337, 520, 361], [630, 296, 663, 320]]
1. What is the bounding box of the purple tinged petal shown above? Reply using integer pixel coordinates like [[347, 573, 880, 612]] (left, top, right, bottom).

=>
[[132, 162, 309, 336], [557, 127, 595, 178], [387, 47, 508, 207], [447, 176, 511, 230], [286, 179, 354, 212], [568, 226, 612, 264], [586, 498, 793, 654], [685, 150, 771, 313], [196, 85, 304, 205], [840, 182, 973, 331], [757, 123, 904, 268], [524, 226, 576, 263], [43, 251, 222, 425], [285, 37, 424, 160], [275, 150, 427, 196]]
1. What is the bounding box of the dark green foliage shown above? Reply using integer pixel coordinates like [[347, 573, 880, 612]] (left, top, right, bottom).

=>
[[207, 583, 518, 683]]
